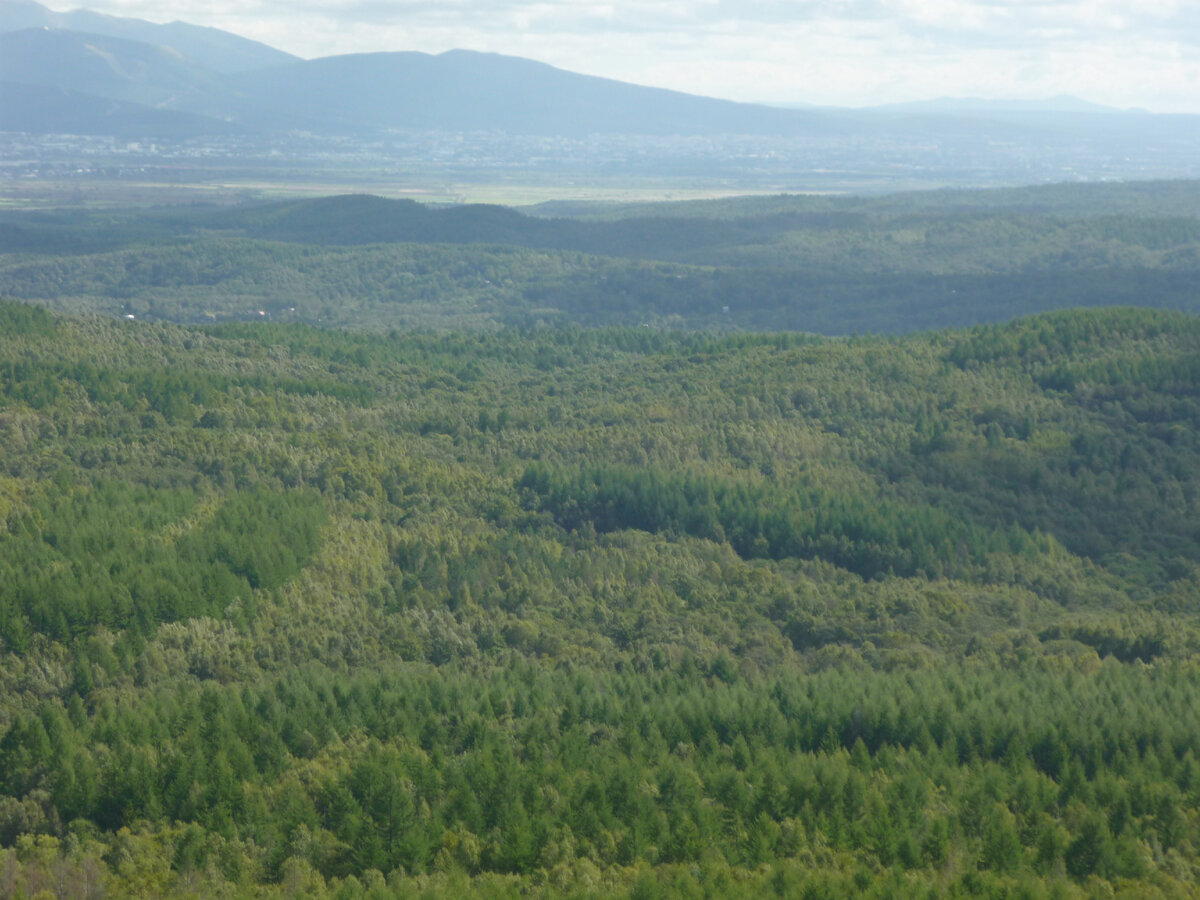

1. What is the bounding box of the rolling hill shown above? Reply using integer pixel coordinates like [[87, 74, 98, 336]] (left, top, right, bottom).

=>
[[0, 300, 1197, 896], [3, 181, 1200, 333]]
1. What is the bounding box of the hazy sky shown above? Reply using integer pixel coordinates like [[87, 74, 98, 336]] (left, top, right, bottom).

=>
[[43, 0, 1200, 111]]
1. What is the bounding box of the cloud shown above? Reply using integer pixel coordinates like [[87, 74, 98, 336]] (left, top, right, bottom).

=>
[[56, 0, 1200, 45], [37, 0, 1200, 111]]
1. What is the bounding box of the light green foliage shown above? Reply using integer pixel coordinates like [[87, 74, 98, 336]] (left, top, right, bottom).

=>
[[0, 299, 1198, 896]]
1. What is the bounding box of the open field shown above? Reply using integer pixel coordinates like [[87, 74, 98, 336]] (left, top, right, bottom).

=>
[[0, 174, 801, 211]]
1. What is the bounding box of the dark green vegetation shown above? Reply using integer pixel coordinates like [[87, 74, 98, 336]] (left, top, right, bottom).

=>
[[1, 298, 1199, 897], [4, 180, 1200, 333]]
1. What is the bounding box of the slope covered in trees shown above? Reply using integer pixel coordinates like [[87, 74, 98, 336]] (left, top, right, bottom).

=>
[[0, 300, 1198, 897], [3, 180, 1200, 333]]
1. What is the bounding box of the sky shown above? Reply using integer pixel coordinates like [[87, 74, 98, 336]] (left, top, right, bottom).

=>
[[41, 0, 1200, 112]]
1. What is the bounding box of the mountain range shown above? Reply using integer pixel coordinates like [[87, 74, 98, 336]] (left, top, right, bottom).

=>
[[2, 0, 1189, 146], [0, 0, 293, 72], [0, 15, 849, 139]]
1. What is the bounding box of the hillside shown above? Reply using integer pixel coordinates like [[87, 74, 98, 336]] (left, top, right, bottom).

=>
[[0, 28, 838, 140], [0, 0, 296, 73], [0, 80, 240, 139], [0, 300, 1198, 896], [0, 27, 233, 112], [3, 182, 1200, 333], [220, 49, 845, 138]]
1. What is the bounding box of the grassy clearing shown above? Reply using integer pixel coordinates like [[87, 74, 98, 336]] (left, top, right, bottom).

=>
[[0, 176, 800, 210]]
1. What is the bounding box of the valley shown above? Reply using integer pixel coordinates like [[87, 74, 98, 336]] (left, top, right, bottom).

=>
[[3, 181, 1199, 334]]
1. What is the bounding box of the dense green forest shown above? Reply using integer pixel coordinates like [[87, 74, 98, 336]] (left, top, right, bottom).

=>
[[0, 298, 1198, 896], [3, 180, 1200, 332]]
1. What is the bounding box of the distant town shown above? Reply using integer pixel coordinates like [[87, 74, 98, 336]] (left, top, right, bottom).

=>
[[5, 125, 1199, 198]]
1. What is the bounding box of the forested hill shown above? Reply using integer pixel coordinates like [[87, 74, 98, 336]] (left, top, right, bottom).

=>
[[545, 178, 1200, 221], [1, 300, 1199, 897], [4, 180, 1200, 333]]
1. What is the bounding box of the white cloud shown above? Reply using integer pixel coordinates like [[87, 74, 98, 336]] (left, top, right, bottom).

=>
[[36, 0, 1200, 111]]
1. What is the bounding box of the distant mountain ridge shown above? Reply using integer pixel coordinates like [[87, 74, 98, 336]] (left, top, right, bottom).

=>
[[0, 9, 852, 138], [223, 48, 839, 137], [0, 80, 240, 137], [2, 0, 1198, 191], [0, 27, 233, 110], [0, 0, 1121, 142], [0, 30, 852, 139], [0, 0, 295, 72]]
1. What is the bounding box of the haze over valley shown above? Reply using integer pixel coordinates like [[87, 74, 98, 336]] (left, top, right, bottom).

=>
[[5, 0, 1200, 196]]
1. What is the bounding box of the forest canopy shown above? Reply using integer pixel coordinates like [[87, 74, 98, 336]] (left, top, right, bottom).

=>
[[0, 299, 1198, 897], [4, 179, 1200, 334]]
